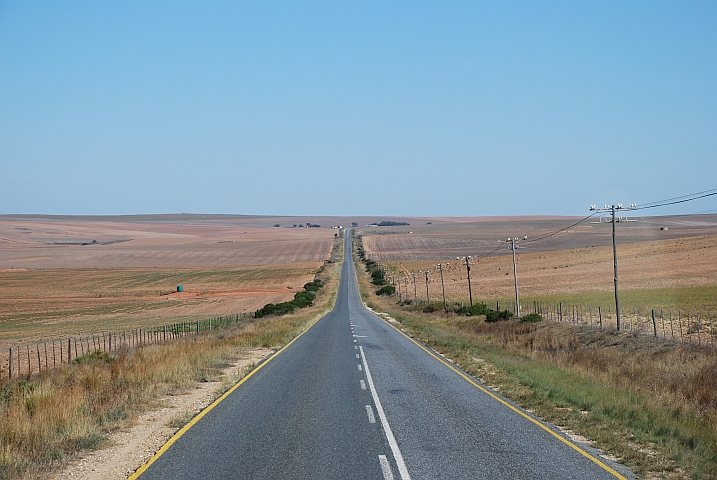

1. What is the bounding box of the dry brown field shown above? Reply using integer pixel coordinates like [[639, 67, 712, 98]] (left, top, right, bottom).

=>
[[358, 214, 717, 312], [0, 215, 338, 347]]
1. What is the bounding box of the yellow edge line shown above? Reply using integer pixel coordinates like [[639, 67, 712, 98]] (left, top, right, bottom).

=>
[[377, 315, 627, 480], [127, 324, 317, 479]]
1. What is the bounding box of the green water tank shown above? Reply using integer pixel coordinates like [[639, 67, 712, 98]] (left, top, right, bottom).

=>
[[177, 285, 183, 292]]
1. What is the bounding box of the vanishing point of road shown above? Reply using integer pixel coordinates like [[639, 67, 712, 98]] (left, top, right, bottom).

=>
[[132, 232, 632, 479]]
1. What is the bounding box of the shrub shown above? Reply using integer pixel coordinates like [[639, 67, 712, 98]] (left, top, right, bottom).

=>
[[73, 351, 113, 364], [254, 278, 322, 317], [303, 280, 323, 292], [423, 304, 439, 313], [375, 285, 395, 296], [456, 303, 491, 316], [485, 309, 514, 323], [371, 278, 386, 286], [520, 313, 543, 323]]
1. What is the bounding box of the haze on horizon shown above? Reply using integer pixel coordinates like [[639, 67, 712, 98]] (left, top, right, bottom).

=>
[[1, 1, 715, 218]]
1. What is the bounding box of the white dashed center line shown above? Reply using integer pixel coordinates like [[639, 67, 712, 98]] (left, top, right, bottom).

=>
[[360, 379, 366, 390], [360, 346, 411, 480], [365, 405, 376, 423], [358, 364, 362, 371], [378, 455, 395, 480], [356, 353, 360, 359]]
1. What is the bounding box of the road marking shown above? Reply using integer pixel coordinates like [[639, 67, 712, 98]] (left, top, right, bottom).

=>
[[356, 353, 360, 359], [375, 317, 627, 480], [366, 405, 376, 423], [360, 346, 411, 480], [379, 455, 395, 480], [358, 364, 362, 371], [354, 335, 367, 338], [360, 379, 366, 390], [354, 339, 357, 342]]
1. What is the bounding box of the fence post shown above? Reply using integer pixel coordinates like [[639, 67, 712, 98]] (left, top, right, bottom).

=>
[[670, 311, 674, 339], [651, 310, 657, 337], [598, 306, 603, 330], [52, 341, 56, 368], [27, 344, 31, 376], [678, 313, 683, 343], [697, 315, 701, 346], [688, 315, 692, 344], [9, 347, 12, 379]]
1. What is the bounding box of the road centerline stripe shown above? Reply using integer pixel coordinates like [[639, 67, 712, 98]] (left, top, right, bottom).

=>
[[360, 345, 411, 480], [366, 405, 376, 423], [379, 455, 395, 480]]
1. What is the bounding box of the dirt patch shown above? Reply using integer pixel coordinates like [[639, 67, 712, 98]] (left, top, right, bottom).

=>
[[47, 347, 272, 480]]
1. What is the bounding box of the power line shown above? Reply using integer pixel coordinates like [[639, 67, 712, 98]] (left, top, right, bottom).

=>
[[633, 188, 717, 211], [522, 211, 600, 245]]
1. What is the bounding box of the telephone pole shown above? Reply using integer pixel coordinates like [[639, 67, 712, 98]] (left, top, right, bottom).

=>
[[505, 237, 527, 317], [423, 271, 430, 304], [437, 264, 447, 312], [458, 256, 473, 306], [590, 203, 636, 331]]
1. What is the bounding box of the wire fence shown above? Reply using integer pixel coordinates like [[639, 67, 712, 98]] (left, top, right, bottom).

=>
[[392, 289, 715, 347], [495, 300, 715, 347], [3, 313, 248, 381]]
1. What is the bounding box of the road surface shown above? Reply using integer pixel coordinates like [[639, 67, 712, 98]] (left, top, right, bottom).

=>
[[134, 232, 631, 479]]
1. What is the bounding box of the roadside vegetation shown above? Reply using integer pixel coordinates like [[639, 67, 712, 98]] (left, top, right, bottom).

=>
[[0, 239, 343, 479], [353, 237, 717, 479], [253, 279, 324, 318]]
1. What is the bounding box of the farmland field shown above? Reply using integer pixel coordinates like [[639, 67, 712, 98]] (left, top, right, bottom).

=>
[[0, 215, 338, 346], [358, 214, 717, 313]]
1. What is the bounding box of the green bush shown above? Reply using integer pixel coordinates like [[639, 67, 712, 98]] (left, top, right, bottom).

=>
[[73, 351, 113, 364], [485, 309, 514, 323], [423, 304, 439, 313], [371, 270, 385, 281], [254, 279, 322, 318], [371, 278, 386, 286], [520, 313, 543, 323], [456, 303, 490, 316], [375, 285, 395, 296], [303, 280, 323, 292]]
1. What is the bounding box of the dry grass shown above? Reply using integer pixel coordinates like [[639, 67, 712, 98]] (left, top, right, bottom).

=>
[[0, 240, 342, 480]]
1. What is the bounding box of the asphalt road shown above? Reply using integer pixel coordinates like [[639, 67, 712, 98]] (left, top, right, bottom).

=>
[[135, 232, 632, 480]]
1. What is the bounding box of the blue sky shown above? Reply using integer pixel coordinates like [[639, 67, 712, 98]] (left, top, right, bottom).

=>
[[1, 1, 715, 217]]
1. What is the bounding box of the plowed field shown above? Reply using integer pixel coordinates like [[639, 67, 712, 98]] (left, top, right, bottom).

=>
[[0, 215, 337, 345]]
